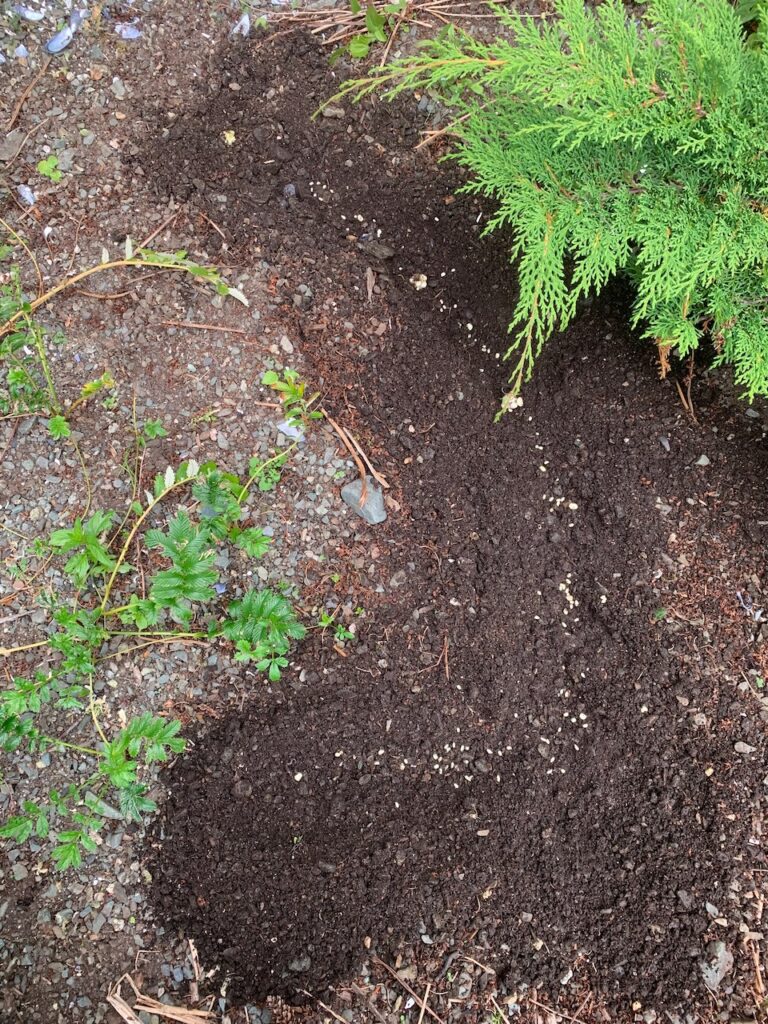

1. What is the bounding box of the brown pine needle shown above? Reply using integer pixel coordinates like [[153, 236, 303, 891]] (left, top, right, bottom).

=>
[[7, 57, 51, 131], [322, 408, 369, 507], [200, 212, 227, 240], [299, 991, 348, 1024], [527, 996, 588, 1024], [372, 957, 446, 1024], [417, 982, 431, 1024], [160, 320, 247, 335], [138, 211, 178, 250], [347, 427, 389, 490]]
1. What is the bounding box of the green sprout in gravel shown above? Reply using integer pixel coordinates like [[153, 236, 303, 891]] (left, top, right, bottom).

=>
[[0, 450, 307, 870], [262, 367, 322, 430], [317, 608, 357, 646], [37, 155, 63, 183]]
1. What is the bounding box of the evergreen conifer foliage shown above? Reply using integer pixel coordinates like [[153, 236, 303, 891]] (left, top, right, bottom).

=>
[[343, 0, 768, 406]]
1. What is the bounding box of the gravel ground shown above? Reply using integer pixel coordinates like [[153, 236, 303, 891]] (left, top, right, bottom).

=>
[[0, 3, 383, 1020]]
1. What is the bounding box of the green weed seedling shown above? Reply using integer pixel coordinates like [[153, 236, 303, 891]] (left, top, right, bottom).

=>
[[317, 608, 357, 647], [331, 0, 408, 62], [141, 419, 168, 442], [262, 367, 322, 430], [0, 451, 307, 870], [334, 622, 356, 644], [37, 155, 62, 183]]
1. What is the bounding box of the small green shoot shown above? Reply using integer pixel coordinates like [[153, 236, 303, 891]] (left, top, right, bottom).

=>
[[48, 415, 71, 440], [317, 608, 356, 646], [331, 0, 408, 62], [261, 368, 322, 429], [142, 419, 168, 440], [37, 155, 62, 183]]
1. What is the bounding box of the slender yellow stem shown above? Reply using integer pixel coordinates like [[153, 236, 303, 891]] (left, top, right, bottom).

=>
[[108, 392, 143, 550], [45, 736, 99, 757], [87, 674, 108, 747], [0, 216, 43, 296], [28, 316, 60, 412], [101, 604, 131, 619], [98, 475, 189, 613], [67, 433, 93, 519], [0, 638, 50, 657], [100, 637, 208, 661], [0, 256, 204, 339], [105, 629, 206, 640], [0, 521, 29, 540]]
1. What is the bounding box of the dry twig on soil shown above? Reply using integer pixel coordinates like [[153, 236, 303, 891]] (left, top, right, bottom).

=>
[[160, 320, 247, 335], [527, 996, 588, 1024], [107, 974, 216, 1024], [267, 0, 534, 49], [6, 57, 52, 132], [372, 956, 447, 1024]]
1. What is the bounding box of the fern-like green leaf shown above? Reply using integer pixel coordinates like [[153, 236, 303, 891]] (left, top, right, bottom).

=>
[[221, 588, 305, 664], [146, 511, 218, 622]]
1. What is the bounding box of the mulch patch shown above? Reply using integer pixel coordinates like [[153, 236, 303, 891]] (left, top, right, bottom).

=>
[[138, 31, 768, 1018]]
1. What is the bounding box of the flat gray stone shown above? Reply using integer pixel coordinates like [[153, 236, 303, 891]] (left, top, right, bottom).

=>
[[0, 130, 24, 163], [277, 419, 303, 441], [700, 940, 733, 992], [341, 475, 386, 524]]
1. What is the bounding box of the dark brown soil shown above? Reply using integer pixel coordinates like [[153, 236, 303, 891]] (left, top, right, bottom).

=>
[[139, 32, 768, 1017]]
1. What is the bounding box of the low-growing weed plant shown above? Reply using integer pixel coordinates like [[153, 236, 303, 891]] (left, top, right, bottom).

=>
[[338, 0, 768, 409], [0, 230, 313, 870], [0, 452, 306, 870], [330, 0, 409, 62]]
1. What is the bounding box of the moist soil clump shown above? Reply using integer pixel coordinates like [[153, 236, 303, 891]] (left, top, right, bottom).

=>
[[141, 31, 768, 1017]]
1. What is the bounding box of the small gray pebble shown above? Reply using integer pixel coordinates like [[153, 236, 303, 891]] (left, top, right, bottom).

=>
[[734, 741, 756, 754], [288, 955, 311, 973]]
